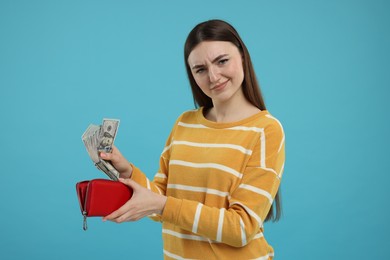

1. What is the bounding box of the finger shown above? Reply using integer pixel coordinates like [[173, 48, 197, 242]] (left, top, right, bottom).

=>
[[103, 202, 129, 222], [119, 177, 140, 189], [113, 211, 135, 223], [103, 209, 120, 222], [110, 207, 144, 222], [100, 152, 112, 160], [111, 145, 123, 158], [104, 204, 136, 223], [111, 145, 118, 153], [100, 151, 121, 163], [103, 210, 126, 222]]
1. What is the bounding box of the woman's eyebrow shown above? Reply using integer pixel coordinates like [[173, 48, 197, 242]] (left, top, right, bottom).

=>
[[191, 64, 204, 70], [191, 54, 229, 70], [212, 54, 228, 64]]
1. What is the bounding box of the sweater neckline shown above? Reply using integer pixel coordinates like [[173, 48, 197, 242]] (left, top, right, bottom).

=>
[[197, 107, 269, 129]]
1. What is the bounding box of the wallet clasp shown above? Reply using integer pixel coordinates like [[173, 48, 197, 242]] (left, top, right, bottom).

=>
[[83, 211, 88, 231]]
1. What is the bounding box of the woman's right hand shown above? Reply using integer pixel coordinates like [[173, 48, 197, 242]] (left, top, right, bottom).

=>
[[100, 145, 133, 179]]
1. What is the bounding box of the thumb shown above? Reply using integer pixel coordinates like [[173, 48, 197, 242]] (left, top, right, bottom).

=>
[[100, 152, 112, 160], [118, 178, 141, 190]]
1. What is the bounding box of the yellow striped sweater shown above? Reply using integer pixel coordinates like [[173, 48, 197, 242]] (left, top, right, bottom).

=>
[[131, 107, 285, 259]]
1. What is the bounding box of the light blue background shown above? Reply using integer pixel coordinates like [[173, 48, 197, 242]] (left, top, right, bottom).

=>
[[1, 0, 389, 259]]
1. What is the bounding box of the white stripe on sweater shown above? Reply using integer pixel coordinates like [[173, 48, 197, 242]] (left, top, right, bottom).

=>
[[252, 253, 273, 260], [239, 217, 247, 246], [161, 143, 172, 154], [216, 208, 225, 242], [253, 232, 264, 239], [170, 140, 252, 155], [167, 184, 229, 197], [279, 162, 285, 179], [163, 229, 208, 242], [179, 121, 264, 133], [170, 160, 243, 179], [154, 173, 167, 179], [163, 229, 218, 244], [252, 166, 280, 179], [239, 184, 273, 204], [155, 186, 162, 195], [163, 249, 188, 260], [162, 228, 264, 246], [265, 114, 285, 153], [146, 179, 151, 190], [260, 128, 266, 168], [192, 203, 203, 233], [178, 122, 208, 129], [227, 126, 264, 133], [230, 201, 262, 227]]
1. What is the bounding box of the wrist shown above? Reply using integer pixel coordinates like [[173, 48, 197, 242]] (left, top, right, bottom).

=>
[[157, 195, 167, 215], [120, 164, 133, 179]]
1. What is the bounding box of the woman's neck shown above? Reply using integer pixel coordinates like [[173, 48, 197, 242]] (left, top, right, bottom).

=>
[[206, 96, 261, 123]]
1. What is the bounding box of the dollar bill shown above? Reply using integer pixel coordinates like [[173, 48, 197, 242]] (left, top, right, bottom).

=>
[[82, 124, 100, 163], [82, 118, 120, 180], [98, 118, 119, 153]]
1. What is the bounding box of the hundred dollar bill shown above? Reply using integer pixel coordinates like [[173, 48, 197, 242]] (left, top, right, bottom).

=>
[[81, 118, 120, 180], [98, 118, 119, 153], [82, 124, 100, 163]]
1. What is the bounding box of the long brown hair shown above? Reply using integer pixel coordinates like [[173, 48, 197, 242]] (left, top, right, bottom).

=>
[[184, 19, 282, 222]]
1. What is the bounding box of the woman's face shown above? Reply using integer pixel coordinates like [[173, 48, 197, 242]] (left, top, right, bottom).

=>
[[187, 41, 244, 105]]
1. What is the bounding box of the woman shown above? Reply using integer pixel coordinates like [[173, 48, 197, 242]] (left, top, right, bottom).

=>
[[101, 19, 285, 259]]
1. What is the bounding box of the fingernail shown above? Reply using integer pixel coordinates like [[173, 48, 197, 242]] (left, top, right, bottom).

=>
[[100, 153, 106, 158]]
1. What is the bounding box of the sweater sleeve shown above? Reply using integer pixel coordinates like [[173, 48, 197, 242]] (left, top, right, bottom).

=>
[[129, 114, 183, 221], [130, 112, 183, 190], [160, 120, 285, 247]]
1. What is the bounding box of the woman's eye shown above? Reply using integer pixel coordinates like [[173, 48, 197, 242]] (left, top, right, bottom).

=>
[[196, 68, 205, 74], [219, 58, 229, 65]]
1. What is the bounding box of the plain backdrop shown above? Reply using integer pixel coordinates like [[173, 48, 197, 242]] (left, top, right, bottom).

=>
[[0, 0, 389, 259]]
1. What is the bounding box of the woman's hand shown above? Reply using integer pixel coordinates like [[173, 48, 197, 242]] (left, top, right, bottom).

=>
[[103, 178, 167, 222], [100, 145, 133, 179]]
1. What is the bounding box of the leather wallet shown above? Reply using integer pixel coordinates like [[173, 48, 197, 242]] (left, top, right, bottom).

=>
[[76, 179, 133, 230]]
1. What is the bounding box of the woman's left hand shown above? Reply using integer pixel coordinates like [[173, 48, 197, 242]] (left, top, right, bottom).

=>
[[103, 178, 167, 223]]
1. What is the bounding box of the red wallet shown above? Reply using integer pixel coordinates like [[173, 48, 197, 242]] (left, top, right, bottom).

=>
[[76, 179, 133, 230]]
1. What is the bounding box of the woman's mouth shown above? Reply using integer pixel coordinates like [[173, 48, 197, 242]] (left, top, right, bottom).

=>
[[211, 80, 229, 91]]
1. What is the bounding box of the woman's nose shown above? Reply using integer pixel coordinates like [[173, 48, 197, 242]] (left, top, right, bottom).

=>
[[208, 66, 220, 83]]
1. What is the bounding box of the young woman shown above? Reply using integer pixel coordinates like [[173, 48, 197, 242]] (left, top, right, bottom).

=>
[[101, 19, 285, 260]]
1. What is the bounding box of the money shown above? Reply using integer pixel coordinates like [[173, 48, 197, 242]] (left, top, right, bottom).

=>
[[98, 119, 119, 153], [82, 124, 100, 163], [82, 118, 120, 180]]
